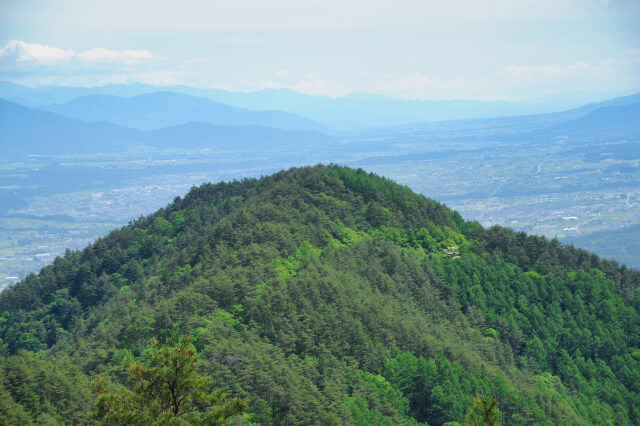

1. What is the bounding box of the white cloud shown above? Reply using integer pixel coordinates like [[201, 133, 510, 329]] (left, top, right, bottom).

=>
[[365, 73, 451, 98], [0, 40, 75, 65], [498, 60, 614, 86], [0, 40, 161, 69], [255, 58, 638, 100], [261, 69, 491, 100], [263, 71, 340, 96], [8, 69, 187, 88], [358, 72, 502, 100], [76, 48, 157, 65]]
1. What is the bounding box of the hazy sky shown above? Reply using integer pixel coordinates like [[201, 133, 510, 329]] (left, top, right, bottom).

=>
[[1, 0, 639, 100]]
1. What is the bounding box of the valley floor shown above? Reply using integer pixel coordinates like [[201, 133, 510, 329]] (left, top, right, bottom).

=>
[[2, 120, 639, 290]]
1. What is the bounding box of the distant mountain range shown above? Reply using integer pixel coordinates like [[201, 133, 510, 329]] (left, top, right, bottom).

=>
[[568, 92, 640, 114], [42, 92, 325, 132], [554, 101, 640, 134], [0, 99, 135, 155], [3, 81, 638, 130], [1, 83, 638, 157], [0, 81, 168, 106], [201, 89, 637, 130], [0, 99, 335, 157]]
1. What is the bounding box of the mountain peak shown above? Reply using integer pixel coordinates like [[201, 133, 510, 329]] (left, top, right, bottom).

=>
[[1, 164, 638, 424]]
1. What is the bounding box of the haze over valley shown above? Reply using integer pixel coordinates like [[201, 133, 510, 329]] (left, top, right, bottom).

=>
[[1, 84, 639, 290]]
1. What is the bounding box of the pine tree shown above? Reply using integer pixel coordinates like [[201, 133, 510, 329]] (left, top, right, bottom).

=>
[[465, 392, 500, 426], [93, 336, 245, 425]]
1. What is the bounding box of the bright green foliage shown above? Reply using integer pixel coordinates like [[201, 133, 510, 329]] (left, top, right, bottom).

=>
[[93, 336, 245, 425], [343, 396, 398, 426], [343, 369, 425, 425], [1, 165, 639, 424], [465, 392, 501, 426], [273, 240, 321, 278]]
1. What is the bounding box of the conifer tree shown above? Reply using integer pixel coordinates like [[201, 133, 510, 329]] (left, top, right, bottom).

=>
[[465, 392, 501, 426], [93, 336, 245, 425]]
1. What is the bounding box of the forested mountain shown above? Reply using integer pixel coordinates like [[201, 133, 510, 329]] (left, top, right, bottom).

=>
[[1, 165, 639, 424]]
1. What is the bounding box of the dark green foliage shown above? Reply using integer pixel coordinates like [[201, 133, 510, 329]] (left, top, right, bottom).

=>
[[93, 336, 246, 424], [0, 164, 639, 424], [0, 351, 94, 424], [465, 392, 501, 426]]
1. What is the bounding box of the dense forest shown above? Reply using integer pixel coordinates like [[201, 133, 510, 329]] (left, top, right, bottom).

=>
[[1, 164, 639, 424]]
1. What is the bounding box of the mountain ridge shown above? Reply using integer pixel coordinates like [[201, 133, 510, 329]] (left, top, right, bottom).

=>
[[0, 98, 137, 155], [42, 91, 326, 132], [0, 99, 335, 156], [4, 80, 638, 129]]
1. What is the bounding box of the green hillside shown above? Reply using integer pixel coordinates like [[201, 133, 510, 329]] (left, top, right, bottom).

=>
[[1, 165, 639, 424]]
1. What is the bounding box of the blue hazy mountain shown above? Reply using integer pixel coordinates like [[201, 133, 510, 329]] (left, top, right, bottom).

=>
[[0, 81, 166, 107], [38, 87, 554, 130], [0, 98, 137, 155], [42, 92, 325, 132], [568, 92, 640, 114], [141, 121, 334, 150], [548, 101, 640, 136], [4, 92, 635, 158], [176, 88, 562, 129], [5, 81, 638, 130], [0, 99, 335, 156], [236, 89, 638, 129]]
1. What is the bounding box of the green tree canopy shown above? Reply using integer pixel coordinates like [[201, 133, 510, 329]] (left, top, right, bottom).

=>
[[465, 392, 501, 426], [93, 336, 245, 425]]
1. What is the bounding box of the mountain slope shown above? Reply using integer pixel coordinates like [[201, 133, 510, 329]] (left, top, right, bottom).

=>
[[43, 92, 325, 132], [568, 92, 640, 115], [0, 99, 335, 157], [0, 98, 138, 156], [0, 81, 165, 107], [0, 165, 638, 424], [553, 101, 640, 134], [149, 87, 640, 129]]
